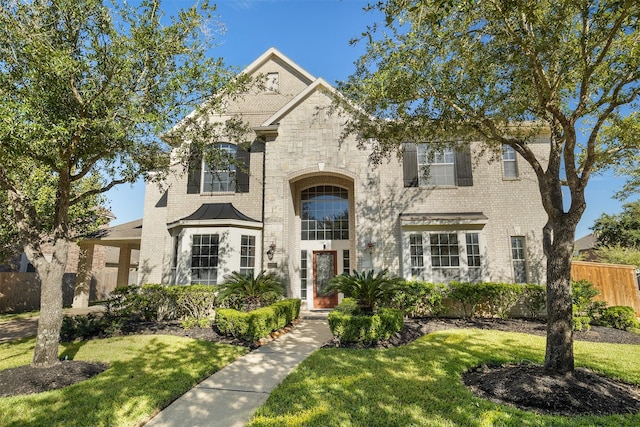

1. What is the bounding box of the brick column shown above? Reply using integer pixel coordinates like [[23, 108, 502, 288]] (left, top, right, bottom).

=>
[[117, 245, 132, 288], [72, 242, 94, 308]]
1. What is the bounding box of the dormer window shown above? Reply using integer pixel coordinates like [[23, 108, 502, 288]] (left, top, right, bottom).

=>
[[266, 72, 279, 92]]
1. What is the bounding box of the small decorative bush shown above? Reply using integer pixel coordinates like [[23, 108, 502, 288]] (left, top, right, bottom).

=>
[[390, 281, 447, 318], [60, 313, 109, 341], [217, 271, 285, 312], [324, 269, 404, 314], [598, 306, 639, 330], [334, 297, 361, 315], [447, 282, 488, 318], [216, 299, 301, 342], [572, 280, 607, 331], [519, 284, 546, 319], [171, 284, 217, 321], [480, 282, 523, 319], [327, 307, 404, 345]]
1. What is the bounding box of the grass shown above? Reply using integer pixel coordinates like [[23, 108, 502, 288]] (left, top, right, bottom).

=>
[[0, 310, 40, 322], [248, 329, 640, 427], [0, 335, 247, 427]]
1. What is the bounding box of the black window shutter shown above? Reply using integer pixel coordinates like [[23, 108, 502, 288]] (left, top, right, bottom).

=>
[[455, 146, 473, 187], [403, 143, 418, 187], [236, 147, 250, 193], [187, 149, 202, 194]]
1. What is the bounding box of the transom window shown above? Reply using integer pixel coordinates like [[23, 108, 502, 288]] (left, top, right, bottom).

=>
[[191, 234, 219, 285], [203, 143, 237, 192], [301, 186, 349, 240], [417, 145, 456, 186]]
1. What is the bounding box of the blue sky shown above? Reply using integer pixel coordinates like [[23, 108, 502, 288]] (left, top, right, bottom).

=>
[[105, 0, 637, 239]]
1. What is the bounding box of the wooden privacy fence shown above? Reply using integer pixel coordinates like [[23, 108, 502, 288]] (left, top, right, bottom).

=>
[[571, 261, 640, 316], [0, 273, 75, 313], [0, 270, 136, 313]]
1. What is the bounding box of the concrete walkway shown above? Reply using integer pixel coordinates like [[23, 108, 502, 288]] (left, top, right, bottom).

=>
[[0, 305, 105, 344], [144, 319, 332, 427], [0, 308, 332, 426]]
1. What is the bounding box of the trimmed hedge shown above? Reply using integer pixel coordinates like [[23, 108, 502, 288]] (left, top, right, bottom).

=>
[[390, 281, 447, 318], [216, 298, 301, 342], [327, 307, 404, 345], [598, 306, 639, 330]]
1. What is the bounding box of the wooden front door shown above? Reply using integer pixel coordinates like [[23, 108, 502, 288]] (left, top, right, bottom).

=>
[[313, 251, 338, 308]]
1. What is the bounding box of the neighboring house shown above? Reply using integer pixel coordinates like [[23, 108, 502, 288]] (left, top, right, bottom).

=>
[[137, 48, 548, 310], [574, 233, 599, 262]]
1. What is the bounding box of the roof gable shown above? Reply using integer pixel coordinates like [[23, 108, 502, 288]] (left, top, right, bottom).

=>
[[241, 47, 315, 84]]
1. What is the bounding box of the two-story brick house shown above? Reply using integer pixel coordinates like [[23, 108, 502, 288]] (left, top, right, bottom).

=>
[[138, 48, 548, 309]]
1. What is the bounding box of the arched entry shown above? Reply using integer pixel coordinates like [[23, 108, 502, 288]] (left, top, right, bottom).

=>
[[291, 177, 354, 309]]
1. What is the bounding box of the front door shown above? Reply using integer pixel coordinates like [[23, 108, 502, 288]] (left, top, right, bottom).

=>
[[313, 251, 338, 308]]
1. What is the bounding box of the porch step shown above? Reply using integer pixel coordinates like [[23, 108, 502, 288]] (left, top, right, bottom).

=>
[[300, 310, 331, 320]]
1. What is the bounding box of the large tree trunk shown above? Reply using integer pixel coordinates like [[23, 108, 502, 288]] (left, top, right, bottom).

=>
[[543, 219, 576, 374], [31, 239, 70, 368]]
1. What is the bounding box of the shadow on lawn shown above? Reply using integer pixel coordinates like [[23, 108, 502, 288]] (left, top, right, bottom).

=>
[[3, 336, 244, 427], [252, 329, 637, 426]]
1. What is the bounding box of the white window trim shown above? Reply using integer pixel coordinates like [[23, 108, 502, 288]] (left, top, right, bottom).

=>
[[402, 229, 486, 282], [502, 145, 519, 180], [201, 143, 238, 193], [417, 145, 456, 187]]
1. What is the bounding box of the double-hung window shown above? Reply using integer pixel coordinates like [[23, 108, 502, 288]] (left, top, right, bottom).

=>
[[417, 145, 456, 186], [407, 231, 483, 282], [403, 143, 473, 187], [191, 234, 219, 285], [239, 235, 255, 277], [186, 143, 250, 194], [511, 236, 528, 283], [203, 143, 237, 192], [502, 145, 519, 179]]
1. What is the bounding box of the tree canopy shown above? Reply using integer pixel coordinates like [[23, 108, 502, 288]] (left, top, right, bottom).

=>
[[339, 0, 640, 373], [0, 0, 249, 367], [592, 199, 640, 249]]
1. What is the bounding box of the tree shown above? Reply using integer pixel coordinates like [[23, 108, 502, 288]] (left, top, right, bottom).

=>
[[592, 200, 640, 249], [338, 0, 640, 373], [0, 0, 249, 368]]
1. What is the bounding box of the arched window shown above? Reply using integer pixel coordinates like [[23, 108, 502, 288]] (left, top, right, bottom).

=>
[[301, 186, 349, 240]]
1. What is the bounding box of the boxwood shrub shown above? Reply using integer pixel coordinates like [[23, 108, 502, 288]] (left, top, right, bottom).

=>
[[390, 281, 447, 318], [327, 306, 404, 345], [216, 298, 301, 342], [598, 305, 639, 330]]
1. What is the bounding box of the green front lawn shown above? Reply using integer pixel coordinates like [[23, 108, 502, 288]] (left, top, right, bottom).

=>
[[0, 336, 247, 427], [0, 310, 39, 322], [249, 329, 640, 426]]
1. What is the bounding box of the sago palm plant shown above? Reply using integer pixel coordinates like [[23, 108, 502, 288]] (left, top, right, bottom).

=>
[[218, 271, 284, 312], [324, 269, 404, 314]]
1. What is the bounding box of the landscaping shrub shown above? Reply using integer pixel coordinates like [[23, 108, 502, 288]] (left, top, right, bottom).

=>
[[171, 284, 217, 320], [216, 299, 301, 342], [217, 271, 285, 312], [60, 313, 109, 341], [104, 284, 174, 322], [572, 279, 607, 331], [324, 269, 404, 314], [333, 297, 361, 315], [598, 306, 639, 330], [447, 282, 488, 318], [519, 284, 546, 319], [390, 281, 447, 318], [327, 307, 404, 345], [480, 282, 523, 319]]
